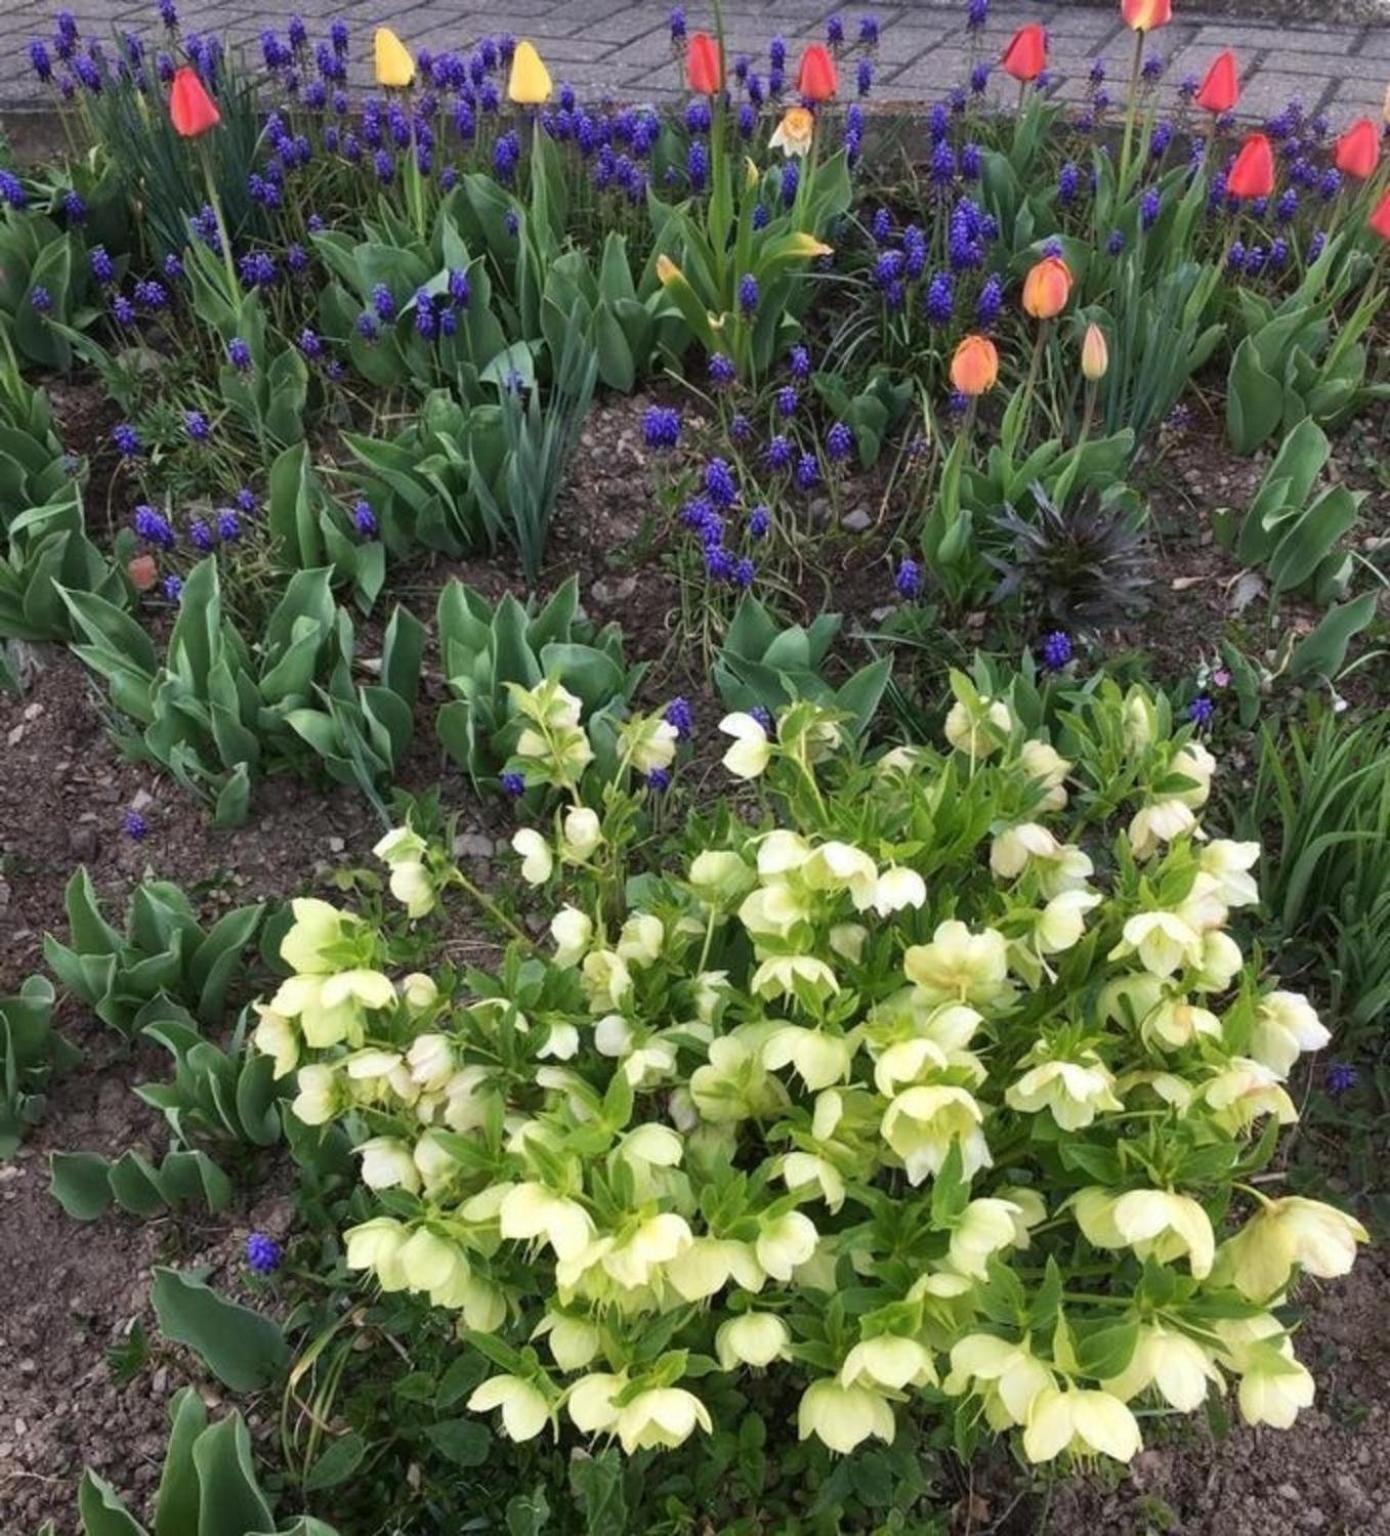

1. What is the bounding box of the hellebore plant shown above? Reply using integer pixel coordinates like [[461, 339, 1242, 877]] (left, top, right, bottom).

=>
[[259, 678, 1366, 1473]]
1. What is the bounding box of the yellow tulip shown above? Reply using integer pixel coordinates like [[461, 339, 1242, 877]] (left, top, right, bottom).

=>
[[373, 27, 415, 88], [508, 39, 552, 104], [656, 253, 683, 286], [1081, 321, 1109, 380]]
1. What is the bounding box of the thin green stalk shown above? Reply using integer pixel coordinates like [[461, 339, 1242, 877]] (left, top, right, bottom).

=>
[[199, 140, 239, 303]]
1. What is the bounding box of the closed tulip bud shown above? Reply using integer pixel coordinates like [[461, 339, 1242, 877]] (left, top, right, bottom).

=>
[[127, 553, 158, 590], [1334, 117, 1380, 180], [949, 333, 999, 395], [1022, 255, 1073, 320], [373, 27, 415, 89], [168, 65, 220, 136], [1081, 322, 1109, 380], [1000, 23, 1047, 83], [1195, 49, 1239, 114], [508, 39, 552, 104], [1226, 132, 1275, 200], [1121, 0, 1171, 30], [1371, 190, 1390, 242], [686, 31, 722, 94], [796, 42, 838, 101]]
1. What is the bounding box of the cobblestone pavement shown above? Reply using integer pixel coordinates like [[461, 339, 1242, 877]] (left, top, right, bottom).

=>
[[0, 0, 1384, 121]]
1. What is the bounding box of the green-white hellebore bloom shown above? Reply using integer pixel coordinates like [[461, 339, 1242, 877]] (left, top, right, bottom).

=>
[[467, 1375, 551, 1441], [797, 1377, 895, 1454], [719, 712, 772, 779], [716, 1313, 791, 1370], [512, 827, 554, 885]]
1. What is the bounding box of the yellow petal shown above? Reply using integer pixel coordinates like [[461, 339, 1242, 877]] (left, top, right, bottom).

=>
[[373, 27, 416, 88], [508, 39, 552, 104], [656, 254, 683, 285]]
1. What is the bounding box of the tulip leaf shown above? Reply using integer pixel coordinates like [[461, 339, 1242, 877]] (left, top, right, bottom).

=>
[[151, 1268, 288, 1393]]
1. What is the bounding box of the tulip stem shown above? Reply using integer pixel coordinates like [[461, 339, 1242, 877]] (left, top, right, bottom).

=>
[[1020, 320, 1049, 446], [199, 141, 239, 304], [1118, 28, 1145, 195]]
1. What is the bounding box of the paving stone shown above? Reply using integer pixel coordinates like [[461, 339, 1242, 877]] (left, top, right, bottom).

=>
[[1190, 21, 1363, 55], [0, 0, 1373, 113]]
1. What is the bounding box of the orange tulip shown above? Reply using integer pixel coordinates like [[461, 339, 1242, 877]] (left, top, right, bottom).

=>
[[1226, 132, 1275, 200], [1370, 190, 1390, 242], [168, 65, 220, 138], [1121, 0, 1172, 30], [1000, 24, 1047, 83], [687, 31, 722, 95], [950, 334, 999, 396], [1021, 256, 1072, 320], [1194, 50, 1239, 115], [1334, 118, 1380, 181], [797, 43, 838, 101]]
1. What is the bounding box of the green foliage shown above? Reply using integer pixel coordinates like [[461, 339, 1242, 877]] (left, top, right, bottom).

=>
[[1213, 418, 1364, 602], [540, 235, 673, 392], [0, 487, 130, 641], [150, 1270, 289, 1393], [1088, 259, 1224, 445], [713, 593, 890, 734], [1, 974, 77, 1158], [0, 334, 74, 524], [283, 602, 426, 820], [1244, 713, 1390, 1036], [436, 575, 643, 785], [987, 481, 1150, 634], [135, 998, 286, 1150], [43, 867, 263, 1035], [1224, 243, 1389, 453], [650, 133, 852, 377], [343, 390, 506, 560], [0, 211, 95, 370], [75, 1386, 334, 1535], [811, 369, 913, 470], [50, 1144, 234, 1220], [83, 54, 265, 262], [61, 558, 420, 823], [474, 314, 599, 584], [265, 443, 384, 612]]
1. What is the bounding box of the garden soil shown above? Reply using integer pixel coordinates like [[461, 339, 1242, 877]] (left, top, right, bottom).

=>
[[0, 395, 1386, 1535]]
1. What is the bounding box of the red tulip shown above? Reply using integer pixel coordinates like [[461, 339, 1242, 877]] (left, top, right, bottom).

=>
[[1370, 190, 1390, 242], [1227, 132, 1275, 200], [1334, 118, 1380, 181], [1194, 50, 1239, 115], [686, 31, 722, 95], [1000, 24, 1047, 83], [127, 554, 158, 592], [168, 65, 220, 138], [1121, 0, 1172, 30], [796, 43, 838, 102]]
